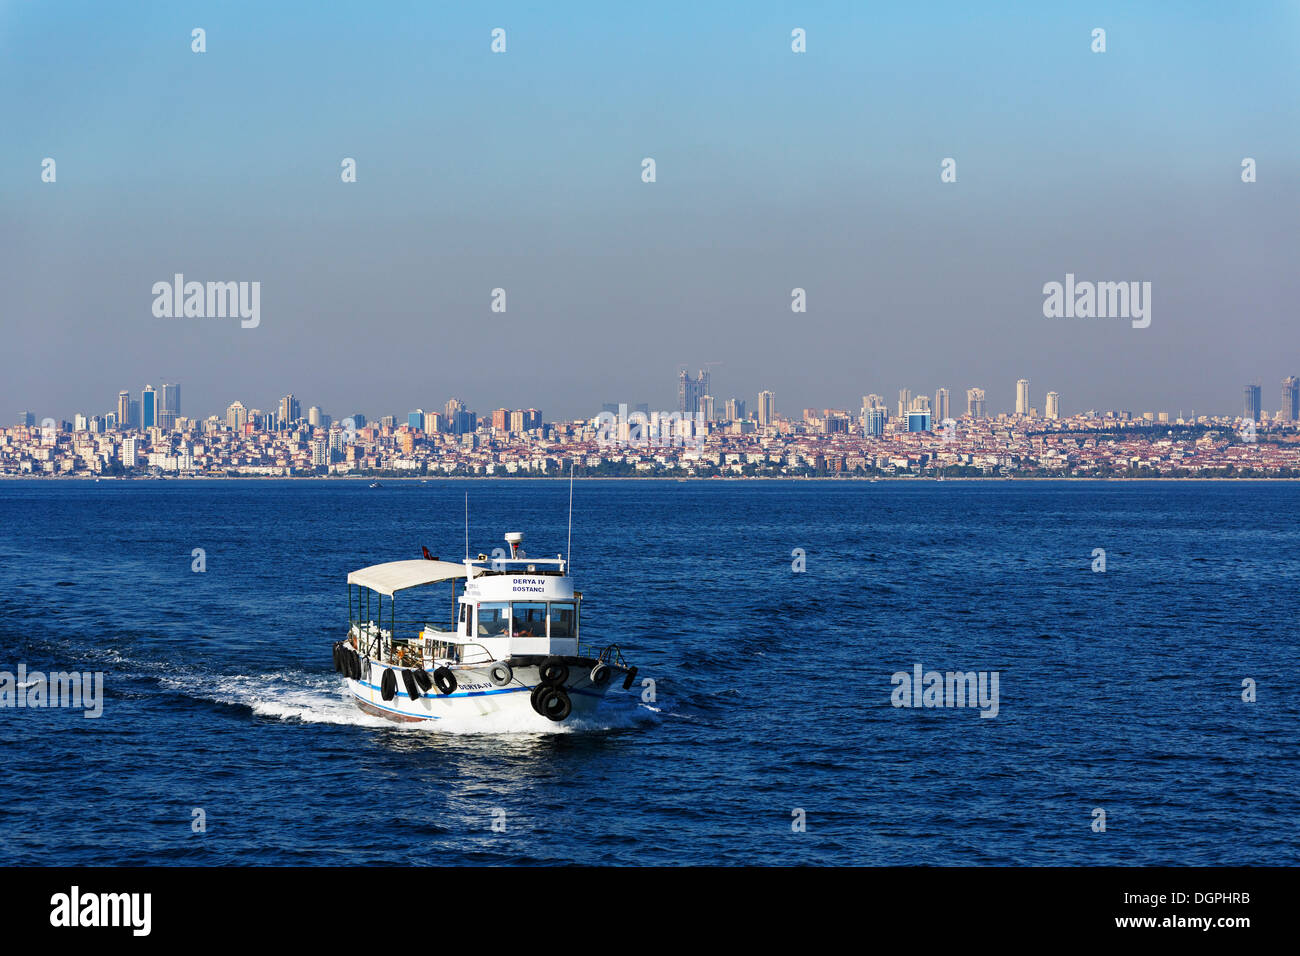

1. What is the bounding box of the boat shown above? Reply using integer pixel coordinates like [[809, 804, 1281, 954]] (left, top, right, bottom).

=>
[[333, 531, 637, 725], [368, 480, 382, 489]]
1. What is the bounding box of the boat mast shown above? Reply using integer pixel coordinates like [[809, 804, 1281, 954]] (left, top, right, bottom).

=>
[[566, 459, 574, 573]]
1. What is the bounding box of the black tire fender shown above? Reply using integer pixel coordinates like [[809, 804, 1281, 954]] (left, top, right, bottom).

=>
[[539, 656, 569, 686], [489, 662, 513, 687], [537, 685, 572, 722], [413, 668, 433, 692], [622, 666, 639, 691], [590, 662, 611, 687], [433, 666, 457, 696], [401, 669, 421, 700], [380, 668, 397, 701]]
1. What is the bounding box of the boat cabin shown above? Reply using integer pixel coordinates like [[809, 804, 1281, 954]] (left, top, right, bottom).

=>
[[345, 535, 581, 668]]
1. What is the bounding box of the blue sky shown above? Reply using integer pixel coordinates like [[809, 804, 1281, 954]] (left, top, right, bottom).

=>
[[3, 1, 1298, 421]]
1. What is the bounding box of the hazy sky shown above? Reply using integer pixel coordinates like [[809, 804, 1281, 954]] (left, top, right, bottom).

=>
[[3, 1, 1298, 423]]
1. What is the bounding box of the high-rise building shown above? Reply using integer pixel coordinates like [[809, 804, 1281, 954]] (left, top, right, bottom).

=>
[[443, 398, 475, 435], [491, 408, 509, 431], [966, 387, 985, 419], [408, 409, 426, 430], [116, 391, 132, 429], [141, 385, 157, 429], [226, 401, 248, 431], [907, 411, 932, 432], [723, 398, 745, 422], [699, 395, 716, 421], [757, 390, 776, 426], [307, 406, 324, 428], [1045, 391, 1060, 420], [1015, 379, 1031, 416], [911, 395, 931, 413], [862, 407, 886, 437], [678, 369, 711, 416], [897, 389, 911, 419], [278, 394, 301, 428], [934, 388, 950, 423], [160, 383, 181, 420], [122, 437, 138, 467], [1244, 384, 1262, 422], [1282, 377, 1299, 423], [19, 411, 35, 427]]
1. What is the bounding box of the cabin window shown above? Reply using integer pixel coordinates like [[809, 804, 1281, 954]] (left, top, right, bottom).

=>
[[549, 602, 577, 639], [511, 603, 548, 638], [477, 603, 509, 637]]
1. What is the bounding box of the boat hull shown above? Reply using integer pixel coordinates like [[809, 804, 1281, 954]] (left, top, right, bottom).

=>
[[346, 659, 612, 725]]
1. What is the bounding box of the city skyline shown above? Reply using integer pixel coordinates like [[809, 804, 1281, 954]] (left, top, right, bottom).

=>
[[18, 371, 1300, 431]]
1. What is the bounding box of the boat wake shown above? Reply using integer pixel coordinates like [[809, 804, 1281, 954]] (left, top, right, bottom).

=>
[[159, 668, 658, 735]]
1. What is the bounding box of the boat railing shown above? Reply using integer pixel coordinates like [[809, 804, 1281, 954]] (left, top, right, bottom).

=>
[[579, 641, 628, 668]]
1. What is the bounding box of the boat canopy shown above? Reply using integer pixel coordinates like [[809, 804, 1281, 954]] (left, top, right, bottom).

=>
[[347, 559, 479, 597]]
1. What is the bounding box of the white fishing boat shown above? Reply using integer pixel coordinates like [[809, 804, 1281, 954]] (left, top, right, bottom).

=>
[[333, 531, 637, 725]]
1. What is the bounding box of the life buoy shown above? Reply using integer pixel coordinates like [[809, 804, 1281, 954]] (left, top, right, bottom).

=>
[[401, 669, 421, 700], [589, 662, 611, 687], [539, 657, 569, 686], [380, 668, 397, 701], [413, 668, 433, 692], [622, 666, 639, 691], [534, 685, 571, 722], [488, 662, 513, 687], [433, 666, 457, 695]]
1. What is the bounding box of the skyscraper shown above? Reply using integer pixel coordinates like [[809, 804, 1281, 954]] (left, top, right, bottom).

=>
[[757, 390, 776, 426], [19, 411, 35, 427], [1282, 377, 1299, 423], [278, 394, 301, 427], [699, 394, 716, 421], [141, 385, 157, 429], [1015, 379, 1031, 416], [444, 398, 475, 434], [226, 401, 248, 431], [1045, 391, 1060, 420], [1244, 384, 1262, 421], [966, 387, 986, 419], [678, 369, 710, 416], [897, 389, 911, 419], [116, 390, 132, 429], [862, 407, 886, 437], [934, 388, 950, 423], [160, 383, 181, 419]]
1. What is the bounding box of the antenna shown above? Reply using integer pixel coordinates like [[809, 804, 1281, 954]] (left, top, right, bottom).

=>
[[464, 491, 469, 560], [566, 459, 574, 573]]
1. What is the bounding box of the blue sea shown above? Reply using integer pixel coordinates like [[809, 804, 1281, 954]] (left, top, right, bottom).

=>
[[0, 479, 1296, 865]]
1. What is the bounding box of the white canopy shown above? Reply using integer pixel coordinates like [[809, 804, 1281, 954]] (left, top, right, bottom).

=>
[[347, 559, 478, 597]]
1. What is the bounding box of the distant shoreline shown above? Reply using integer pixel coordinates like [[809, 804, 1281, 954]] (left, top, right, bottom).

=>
[[4, 475, 1299, 483]]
